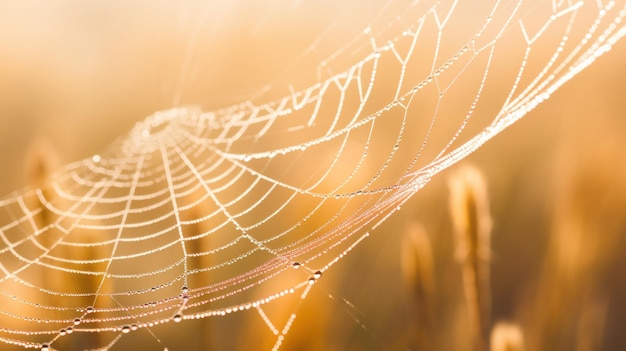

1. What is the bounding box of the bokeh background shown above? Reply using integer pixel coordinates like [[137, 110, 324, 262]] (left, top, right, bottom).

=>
[[0, 1, 625, 350]]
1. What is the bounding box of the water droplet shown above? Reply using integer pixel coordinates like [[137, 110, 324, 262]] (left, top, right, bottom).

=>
[[173, 314, 182, 323], [313, 271, 322, 279], [73, 318, 81, 325], [131, 324, 138, 331], [66, 327, 73, 334], [59, 329, 66, 336], [292, 262, 301, 269], [86, 306, 95, 313], [92, 155, 101, 163], [41, 344, 50, 351], [121, 325, 131, 334], [308, 277, 316, 284], [181, 286, 189, 294]]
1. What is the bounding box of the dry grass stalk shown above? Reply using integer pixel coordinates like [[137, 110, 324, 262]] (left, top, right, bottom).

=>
[[576, 297, 608, 351], [181, 190, 215, 349], [25, 140, 107, 349], [24, 140, 60, 228], [401, 222, 435, 350], [490, 322, 525, 351], [526, 130, 626, 350], [448, 165, 492, 351]]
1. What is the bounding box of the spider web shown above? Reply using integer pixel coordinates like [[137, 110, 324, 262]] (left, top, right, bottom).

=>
[[0, 0, 624, 350]]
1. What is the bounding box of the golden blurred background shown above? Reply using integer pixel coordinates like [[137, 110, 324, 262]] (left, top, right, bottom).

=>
[[0, 1, 625, 350]]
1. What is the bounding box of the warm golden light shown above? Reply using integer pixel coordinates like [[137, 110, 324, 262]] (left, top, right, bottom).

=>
[[0, 1, 624, 350]]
